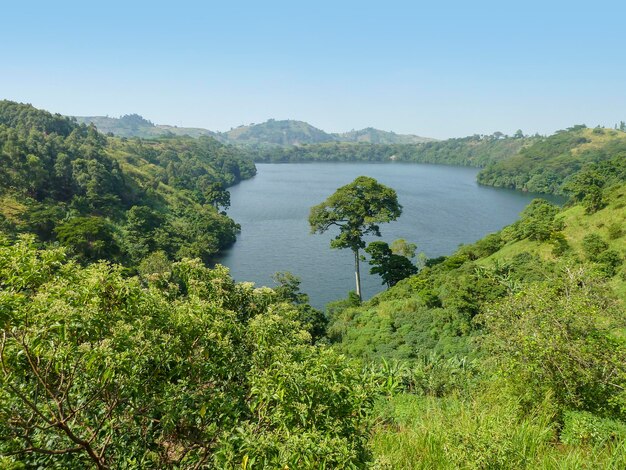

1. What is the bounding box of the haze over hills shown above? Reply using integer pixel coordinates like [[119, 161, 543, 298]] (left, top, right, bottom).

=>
[[73, 114, 219, 139], [73, 114, 435, 146]]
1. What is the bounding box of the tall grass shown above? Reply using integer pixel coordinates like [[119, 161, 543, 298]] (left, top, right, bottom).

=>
[[370, 393, 626, 469]]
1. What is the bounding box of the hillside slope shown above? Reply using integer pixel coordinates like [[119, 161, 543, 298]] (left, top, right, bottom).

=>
[[250, 133, 535, 167], [74, 114, 219, 139], [328, 156, 625, 362], [333, 127, 435, 144], [0, 100, 256, 267], [478, 125, 626, 194]]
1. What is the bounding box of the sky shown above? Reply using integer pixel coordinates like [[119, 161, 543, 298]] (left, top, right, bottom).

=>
[[1, 0, 625, 139]]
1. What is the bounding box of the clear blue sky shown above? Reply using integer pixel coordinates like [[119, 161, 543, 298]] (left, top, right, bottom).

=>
[[2, 0, 625, 139]]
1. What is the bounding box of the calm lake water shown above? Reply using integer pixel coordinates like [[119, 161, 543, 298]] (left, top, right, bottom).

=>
[[218, 163, 555, 309]]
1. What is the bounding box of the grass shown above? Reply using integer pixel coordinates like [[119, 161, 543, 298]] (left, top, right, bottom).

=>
[[370, 393, 626, 469], [480, 185, 626, 303]]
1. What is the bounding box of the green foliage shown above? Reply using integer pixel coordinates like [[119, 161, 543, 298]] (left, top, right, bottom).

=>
[[560, 411, 626, 446], [476, 268, 626, 418], [0, 237, 373, 468], [582, 233, 609, 261], [309, 176, 402, 299], [478, 126, 626, 194], [204, 181, 231, 211], [309, 176, 402, 252], [0, 100, 257, 268], [54, 216, 120, 262], [251, 133, 532, 167], [370, 393, 562, 470], [389, 238, 417, 259], [596, 250, 623, 277], [510, 199, 563, 241], [371, 392, 626, 469], [271, 272, 328, 341], [564, 168, 606, 213], [366, 241, 418, 287], [607, 221, 624, 240], [550, 231, 571, 256]]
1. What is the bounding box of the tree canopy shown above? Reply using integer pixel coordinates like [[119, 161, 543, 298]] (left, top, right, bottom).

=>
[[309, 176, 402, 300]]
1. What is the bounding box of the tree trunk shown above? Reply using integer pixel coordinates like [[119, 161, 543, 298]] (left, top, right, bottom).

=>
[[354, 249, 362, 301]]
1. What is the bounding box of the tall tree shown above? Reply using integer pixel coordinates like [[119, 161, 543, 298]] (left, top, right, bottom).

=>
[[308, 176, 402, 300]]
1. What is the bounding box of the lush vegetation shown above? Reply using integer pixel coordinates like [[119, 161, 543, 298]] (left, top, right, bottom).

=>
[[250, 132, 534, 166], [0, 236, 375, 468], [309, 177, 403, 300], [326, 154, 626, 467], [0, 100, 256, 268], [2, 102, 626, 468], [478, 125, 626, 194]]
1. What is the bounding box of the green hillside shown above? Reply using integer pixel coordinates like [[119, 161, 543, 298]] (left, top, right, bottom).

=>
[[325, 154, 626, 468], [0, 100, 256, 268], [75, 115, 434, 147], [478, 125, 626, 193], [222, 119, 334, 146], [251, 133, 535, 167], [329, 176, 625, 362], [2, 103, 626, 468], [219, 120, 433, 146], [333, 127, 434, 144], [74, 114, 219, 139]]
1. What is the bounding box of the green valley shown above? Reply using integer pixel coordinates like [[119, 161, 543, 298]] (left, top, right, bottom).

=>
[[1, 101, 626, 469]]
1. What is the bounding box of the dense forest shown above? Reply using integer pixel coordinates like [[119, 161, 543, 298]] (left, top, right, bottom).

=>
[[249, 133, 535, 167], [0, 100, 256, 268], [1, 102, 626, 468]]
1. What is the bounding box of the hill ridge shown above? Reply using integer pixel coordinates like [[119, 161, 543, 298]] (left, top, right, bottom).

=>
[[73, 114, 435, 145]]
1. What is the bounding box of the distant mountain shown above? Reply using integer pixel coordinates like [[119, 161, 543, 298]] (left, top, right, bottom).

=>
[[224, 120, 434, 146], [222, 119, 335, 146], [333, 127, 435, 144], [73, 115, 434, 145], [73, 114, 218, 139]]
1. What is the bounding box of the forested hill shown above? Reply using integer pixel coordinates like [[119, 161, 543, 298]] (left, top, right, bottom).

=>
[[74, 115, 434, 146], [222, 120, 434, 146], [249, 133, 535, 167], [478, 125, 626, 194], [334, 127, 436, 144], [74, 114, 219, 139], [0, 100, 256, 267]]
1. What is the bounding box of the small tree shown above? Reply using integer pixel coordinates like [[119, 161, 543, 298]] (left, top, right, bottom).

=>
[[309, 176, 402, 301], [204, 182, 231, 211], [365, 241, 417, 287]]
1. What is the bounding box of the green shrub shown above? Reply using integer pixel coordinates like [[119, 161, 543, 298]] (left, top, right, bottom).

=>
[[550, 232, 570, 256], [608, 222, 624, 240], [0, 237, 373, 468], [561, 411, 626, 446], [596, 249, 623, 277], [513, 199, 562, 242], [476, 268, 626, 418], [582, 233, 609, 261]]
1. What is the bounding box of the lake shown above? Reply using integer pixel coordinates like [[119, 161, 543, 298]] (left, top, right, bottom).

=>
[[218, 163, 556, 308]]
